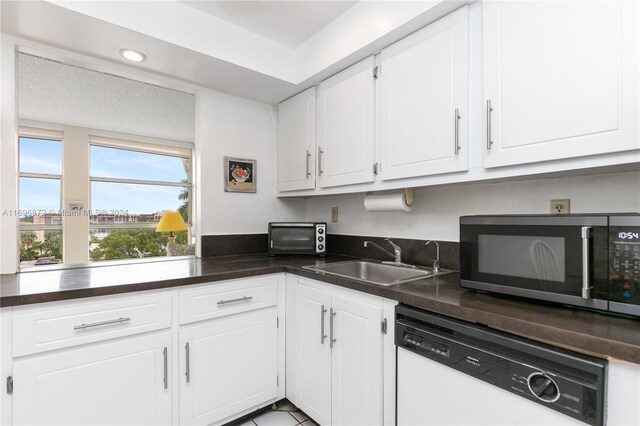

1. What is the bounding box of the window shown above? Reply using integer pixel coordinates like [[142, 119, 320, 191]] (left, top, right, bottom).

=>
[[17, 127, 194, 269], [18, 136, 64, 268], [89, 141, 192, 262]]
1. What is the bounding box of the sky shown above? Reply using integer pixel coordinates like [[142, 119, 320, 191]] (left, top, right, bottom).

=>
[[19, 138, 189, 215]]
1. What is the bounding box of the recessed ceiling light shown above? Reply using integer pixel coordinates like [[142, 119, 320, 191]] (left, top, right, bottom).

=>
[[119, 49, 146, 63]]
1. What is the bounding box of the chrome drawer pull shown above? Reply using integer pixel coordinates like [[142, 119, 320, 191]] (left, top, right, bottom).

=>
[[163, 347, 168, 389], [486, 99, 494, 150], [318, 147, 324, 176], [330, 308, 337, 348], [454, 108, 461, 155], [73, 317, 131, 330], [305, 149, 311, 177], [217, 296, 253, 305], [185, 342, 190, 383], [320, 305, 328, 344]]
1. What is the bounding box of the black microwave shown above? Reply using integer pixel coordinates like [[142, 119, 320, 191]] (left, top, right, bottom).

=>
[[268, 222, 326, 256], [460, 214, 640, 317]]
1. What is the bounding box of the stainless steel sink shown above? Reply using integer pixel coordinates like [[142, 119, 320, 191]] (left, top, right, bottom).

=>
[[303, 260, 451, 286]]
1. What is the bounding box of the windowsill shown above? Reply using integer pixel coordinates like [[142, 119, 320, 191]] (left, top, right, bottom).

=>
[[18, 255, 197, 273]]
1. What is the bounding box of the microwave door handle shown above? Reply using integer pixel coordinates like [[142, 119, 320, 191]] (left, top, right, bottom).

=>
[[581, 226, 592, 299]]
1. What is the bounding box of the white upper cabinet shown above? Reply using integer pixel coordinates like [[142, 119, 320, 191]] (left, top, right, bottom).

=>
[[277, 87, 317, 192], [317, 56, 376, 188], [379, 6, 469, 181], [483, 1, 639, 168]]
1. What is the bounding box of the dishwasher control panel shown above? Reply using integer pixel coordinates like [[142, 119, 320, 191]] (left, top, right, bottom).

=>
[[396, 305, 607, 426]]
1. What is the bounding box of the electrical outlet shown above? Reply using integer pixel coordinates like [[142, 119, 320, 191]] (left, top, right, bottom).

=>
[[550, 199, 570, 215], [331, 207, 339, 223]]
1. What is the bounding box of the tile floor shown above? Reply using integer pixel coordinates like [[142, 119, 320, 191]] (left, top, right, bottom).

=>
[[235, 400, 318, 426]]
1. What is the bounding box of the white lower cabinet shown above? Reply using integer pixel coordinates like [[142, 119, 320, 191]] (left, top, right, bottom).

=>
[[289, 277, 385, 425], [6, 275, 284, 426], [13, 332, 171, 425], [179, 308, 278, 426]]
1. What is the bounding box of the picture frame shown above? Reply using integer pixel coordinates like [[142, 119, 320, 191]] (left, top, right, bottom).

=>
[[224, 156, 257, 193]]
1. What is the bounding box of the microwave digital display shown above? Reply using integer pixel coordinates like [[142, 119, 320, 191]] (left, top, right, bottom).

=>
[[617, 231, 640, 240]]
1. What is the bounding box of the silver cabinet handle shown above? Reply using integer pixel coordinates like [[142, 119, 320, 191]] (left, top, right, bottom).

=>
[[318, 147, 324, 176], [330, 308, 336, 348], [185, 342, 190, 383], [486, 99, 493, 150], [581, 226, 592, 299], [320, 305, 328, 344], [74, 316, 130, 330], [305, 149, 311, 177], [454, 108, 461, 155], [217, 296, 252, 305], [163, 347, 168, 389]]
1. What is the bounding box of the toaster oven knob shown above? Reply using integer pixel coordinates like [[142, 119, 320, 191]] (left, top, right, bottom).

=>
[[527, 373, 560, 403], [318, 244, 324, 251], [318, 228, 324, 234], [318, 236, 324, 242]]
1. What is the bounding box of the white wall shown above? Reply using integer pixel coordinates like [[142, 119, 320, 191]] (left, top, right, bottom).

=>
[[305, 171, 640, 242], [0, 36, 19, 274], [195, 89, 305, 244]]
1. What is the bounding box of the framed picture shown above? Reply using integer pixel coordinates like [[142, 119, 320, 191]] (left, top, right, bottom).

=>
[[224, 156, 256, 193]]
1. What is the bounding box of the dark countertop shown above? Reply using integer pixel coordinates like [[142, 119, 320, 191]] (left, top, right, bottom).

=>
[[2, 254, 639, 364]]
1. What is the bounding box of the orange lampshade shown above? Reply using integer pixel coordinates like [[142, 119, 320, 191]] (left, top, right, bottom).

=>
[[156, 211, 188, 233]]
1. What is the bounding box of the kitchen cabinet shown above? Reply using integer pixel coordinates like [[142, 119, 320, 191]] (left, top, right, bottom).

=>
[[178, 276, 281, 425], [277, 87, 316, 192], [289, 277, 384, 425], [179, 309, 278, 425], [317, 56, 376, 188], [379, 6, 469, 181], [13, 332, 171, 425], [6, 275, 284, 426], [483, 1, 639, 168]]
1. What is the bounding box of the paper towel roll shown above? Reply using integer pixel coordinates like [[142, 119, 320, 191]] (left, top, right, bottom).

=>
[[364, 190, 413, 212]]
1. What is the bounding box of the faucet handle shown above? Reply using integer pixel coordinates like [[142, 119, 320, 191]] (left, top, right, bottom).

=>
[[385, 238, 401, 251]]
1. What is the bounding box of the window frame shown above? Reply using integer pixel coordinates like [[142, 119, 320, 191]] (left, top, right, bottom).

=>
[[89, 135, 193, 233], [17, 128, 64, 234], [17, 122, 196, 270]]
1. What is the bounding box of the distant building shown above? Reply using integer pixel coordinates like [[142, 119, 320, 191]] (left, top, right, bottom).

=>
[[90, 212, 163, 234]]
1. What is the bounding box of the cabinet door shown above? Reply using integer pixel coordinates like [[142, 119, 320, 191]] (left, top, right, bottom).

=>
[[317, 56, 376, 188], [483, 1, 639, 168], [277, 87, 316, 191], [293, 284, 332, 425], [179, 309, 277, 426], [13, 332, 171, 425], [379, 6, 468, 181], [330, 294, 383, 426]]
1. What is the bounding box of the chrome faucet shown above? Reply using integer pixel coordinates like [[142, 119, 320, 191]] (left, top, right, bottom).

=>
[[364, 238, 404, 265], [424, 240, 440, 274]]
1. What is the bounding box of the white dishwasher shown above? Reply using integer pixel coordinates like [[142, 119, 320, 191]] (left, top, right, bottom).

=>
[[395, 305, 607, 426]]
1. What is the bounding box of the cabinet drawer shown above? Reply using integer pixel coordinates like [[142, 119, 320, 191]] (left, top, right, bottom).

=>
[[13, 293, 172, 357], [179, 276, 278, 325]]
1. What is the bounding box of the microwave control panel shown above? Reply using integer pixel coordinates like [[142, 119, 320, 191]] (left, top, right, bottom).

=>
[[609, 226, 640, 305]]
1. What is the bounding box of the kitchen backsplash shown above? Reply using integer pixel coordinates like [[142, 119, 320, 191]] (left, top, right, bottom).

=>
[[201, 234, 268, 257], [201, 233, 459, 271]]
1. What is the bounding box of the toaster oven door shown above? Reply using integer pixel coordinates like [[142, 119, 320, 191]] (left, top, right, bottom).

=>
[[269, 224, 317, 255]]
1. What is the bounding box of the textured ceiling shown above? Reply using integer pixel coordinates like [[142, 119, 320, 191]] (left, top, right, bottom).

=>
[[18, 54, 195, 142]]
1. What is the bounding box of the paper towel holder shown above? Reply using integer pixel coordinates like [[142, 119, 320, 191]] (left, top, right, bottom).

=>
[[364, 188, 414, 211], [364, 189, 414, 204]]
